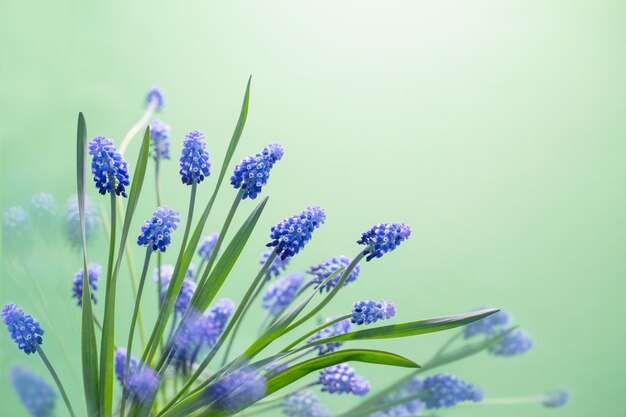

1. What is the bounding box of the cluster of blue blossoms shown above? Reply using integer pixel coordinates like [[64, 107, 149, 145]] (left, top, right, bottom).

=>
[[319, 363, 370, 396], [464, 307, 534, 357], [308, 318, 353, 355], [149, 119, 170, 161], [268, 206, 326, 259], [11, 365, 56, 417], [261, 250, 291, 279], [179, 130, 211, 185], [351, 299, 396, 325], [230, 144, 284, 199], [262, 272, 306, 317], [137, 207, 180, 252], [72, 263, 101, 305], [2, 304, 44, 354], [308, 255, 361, 292], [89, 136, 130, 197], [357, 223, 411, 261], [283, 389, 330, 417]]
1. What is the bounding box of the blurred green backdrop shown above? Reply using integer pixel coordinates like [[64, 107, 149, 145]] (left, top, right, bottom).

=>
[[1, 1, 625, 416]]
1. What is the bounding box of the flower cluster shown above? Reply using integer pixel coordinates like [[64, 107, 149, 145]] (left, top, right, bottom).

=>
[[31, 193, 57, 216], [543, 389, 570, 408], [198, 232, 219, 260], [11, 365, 56, 417], [420, 373, 482, 409], [204, 368, 266, 413], [351, 300, 396, 326], [137, 207, 180, 252], [463, 308, 511, 338], [262, 272, 305, 317], [283, 389, 330, 417], [72, 263, 101, 305], [268, 206, 326, 259], [2, 304, 44, 354], [488, 329, 533, 357], [62, 195, 101, 245], [3, 206, 28, 230], [308, 256, 361, 292], [231, 144, 284, 199], [146, 86, 165, 110], [114, 348, 159, 401], [150, 119, 170, 161], [319, 363, 370, 396], [357, 223, 411, 261], [89, 136, 130, 197], [307, 318, 352, 356], [180, 130, 211, 185], [261, 250, 291, 279]]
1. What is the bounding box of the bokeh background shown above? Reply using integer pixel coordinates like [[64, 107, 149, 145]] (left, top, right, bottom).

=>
[[2, 1, 625, 416]]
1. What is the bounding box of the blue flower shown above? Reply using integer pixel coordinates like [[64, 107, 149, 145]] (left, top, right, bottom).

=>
[[351, 300, 396, 326], [489, 329, 533, 357], [114, 347, 138, 386], [369, 377, 425, 417], [128, 366, 160, 402], [179, 130, 211, 185], [308, 256, 361, 292], [543, 389, 570, 408], [150, 119, 170, 161], [88, 136, 130, 197], [2, 304, 44, 354], [357, 223, 411, 261], [146, 86, 165, 110], [72, 263, 101, 305], [31, 193, 56, 216], [268, 206, 326, 260], [261, 250, 291, 279], [262, 272, 306, 317], [205, 368, 266, 413], [283, 389, 330, 417], [62, 195, 101, 246], [307, 318, 352, 356], [137, 207, 180, 252], [198, 233, 219, 259], [11, 365, 56, 417], [230, 144, 284, 199], [4, 206, 28, 230], [175, 279, 197, 314], [463, 308, 511, 339], [319, 364, 370, 396], [420, 373, 482, 409]]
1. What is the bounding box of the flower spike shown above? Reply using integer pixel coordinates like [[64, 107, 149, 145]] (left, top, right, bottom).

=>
[[180, 130, 211, 185], [72, 264, 101, 305], [357, 223, 411, 261], [230, 143, 284, 199], [137, 207, 180, 252], [2, 304, 44, 354], [351, 300, 396, 325], [267, 206, 326, 259], [88, 136, 130, 197]]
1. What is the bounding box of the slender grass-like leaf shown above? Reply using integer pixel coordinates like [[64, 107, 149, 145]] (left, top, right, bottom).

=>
[[76, 112, 100, 416]]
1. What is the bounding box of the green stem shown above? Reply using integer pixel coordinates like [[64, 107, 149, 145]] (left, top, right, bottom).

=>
[[37, 346, 77, 417], [253, 382, 318, 407], [280, 314, 351, 353], [180, 182, 198, 251], [119, 100, 157, 155], [433, 330, 462, 357], [338, 392, 428, 417]]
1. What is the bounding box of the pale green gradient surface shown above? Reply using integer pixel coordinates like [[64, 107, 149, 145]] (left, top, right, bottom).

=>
[[1, 1, 625, 416]]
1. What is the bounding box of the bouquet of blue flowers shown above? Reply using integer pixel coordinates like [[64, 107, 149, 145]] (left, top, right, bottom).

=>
[[2, 79, 569, 417]]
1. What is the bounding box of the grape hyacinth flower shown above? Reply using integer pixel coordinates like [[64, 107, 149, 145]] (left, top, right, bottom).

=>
[[150, 119, 170, 161], [114, 348, 138, 386], [420, 373, 482, 409], [543, 389, 570, 408], [2, 304, 44, 354], [464, 307, 512, 339], [11, 365, 56, 417], [31, 193, 57, 216], [307, 318, 352, 355], [127, 366, 160, 402], [62, 195, 101, 246], [489, 329, 533, 357], [230, 143, 284, 199], [88, 136, 130, 197], [204, 368, 266, 413], [351, 300, 396, 326], [179, 130, 211, 185], [72, 263, 101, 305], [198, 233, 219, 259], [146, 86, 165, 110], [308, 256, 361, 292], [358, 223, 411, 261], [3, 206, 28, 230], [174, 279, 197, 314], [262, 272, 306, 317], [268, 206, 326, 260], [319, 364, 370, 396], [261, 250, 291, 279], [283, 389, 330, 417], [137, 207, 180, 252]]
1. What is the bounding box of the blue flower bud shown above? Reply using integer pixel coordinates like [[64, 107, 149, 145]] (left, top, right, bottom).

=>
[[205, 368, 266, 413], [283, 389, 330, 417], [114, 348, 137, 386], [198, 233, 219, 260], [358, 223, 411, 261], [319, 364, 370, 396], [2, 304, 44, 354], [463, 307, 511, 339], [146, 86, 165, 110], [230, 144, 284, 199], [88, 136, 130, 197], [31, 193, 57, 217], [262, 272, 305, 317], [128, 366, 160, 402], [268, 206, 326, 260], [420, 373, 482, 409], [308, 256, 361, 292], [62, 195, 101, 246], [137, 207, 180, 252], [543, 389, 569, 408], [307, 318, 352, 356], [489, 329, 533, 357], [11, 365, 56, 417], [72, 263, 101, 305], [351, 300, 396, 326], [180, 130, 211, 185], [150, 119, 170, 161]]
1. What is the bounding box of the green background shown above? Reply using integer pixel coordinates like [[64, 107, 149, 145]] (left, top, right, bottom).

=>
[[1, 1, 625, 416]]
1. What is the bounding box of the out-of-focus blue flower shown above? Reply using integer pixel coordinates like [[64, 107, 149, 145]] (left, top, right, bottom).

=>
[[62, 195, 101, 246], [489, 329, 533, 357], [420, 373, 482, 409], [463, 307, 511, 339], [146, 86, 165, 110], [180, 130, 211, 185], [31, 193, 57, 216], [368, 377, 425, 417], [261, 250, 291, 279], [88, 136, 130, 197], [137, 207, 180, 252], [265, 362, 290, 378], [263, 272, 305, 317], [150, 120, 170, 161], [2, 304, 44, 355], [230, 144, 284, 199], [204, 368, 266, 413], [357, 223, 411, 261], [308, 256, 361, 292], [4, 206, 28, 230], [283, 389, 330, 417], [175, 279, 197, 314], [128, 366, 160, 402], [11, 365, 56, 417], [198, 233, 219, 260], [319, 364, 370, 396], [351, 300, 396, 326], [268, 206, 326, 260], [543, 389, 570, 408], [72, 263, 101, 305], [307, 318, 352, 355], [114, 348, 137, 386]]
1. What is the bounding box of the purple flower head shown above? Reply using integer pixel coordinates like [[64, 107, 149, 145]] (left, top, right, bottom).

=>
[[128, 366, 160, 402], [11, 365, 56, 417], [420, 373, 482, 409], [175, 279, 197, 314], [4, 206, 28, 230], [489, 329, 533, 357], [137, 207, 180, 252], [351, 300, 396, 326], [308, 256, 361, 292], [198, 233, 219, 260], [262, 272, 305, 317], [319, 364, 370, 396], [146, 86, 165, 110], [114, 348, 138, 386], [283, 389, 330, 417], [72, 263, 101, 305], [63, 195, 101, 246], [307, 318, 352, 356], [543, 389, 570, 408], [267, 206, 326, 260], [463, 307, 512, 339], [205, 368, 266, 413], [150, 120, 170, 161], [31, 193, 57, 216], [357, 223, 411, 261], [2, 304, 44, 354], [230, 144, 284, 199], [180, 130, 211, 185], [261, 250, 291, 279], [89, 136, 130, 197]]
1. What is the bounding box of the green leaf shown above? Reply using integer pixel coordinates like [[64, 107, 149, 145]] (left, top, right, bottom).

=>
[[76, 112, 100, 417], [265, 349, 419, 396]]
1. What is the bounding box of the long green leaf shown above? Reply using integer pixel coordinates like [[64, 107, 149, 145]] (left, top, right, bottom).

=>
[[76, 112, 100, 416], [265, 349, 419, 396]]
